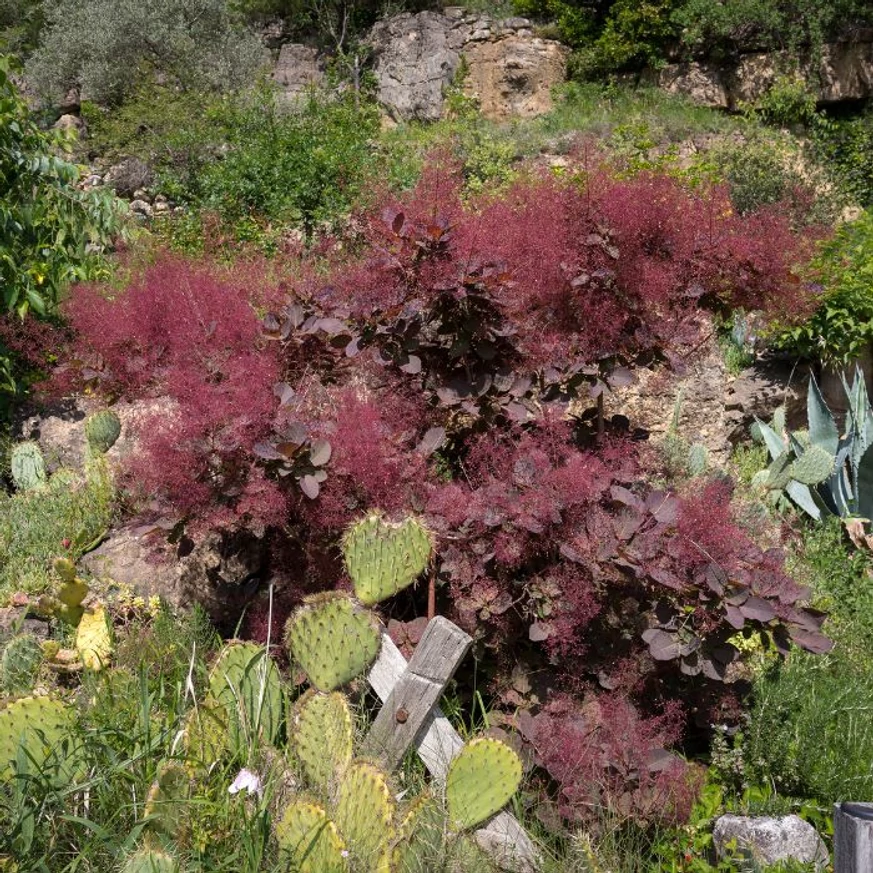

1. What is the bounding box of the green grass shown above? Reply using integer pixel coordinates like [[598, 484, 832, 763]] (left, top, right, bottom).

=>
[[0, 456, 115, 602]]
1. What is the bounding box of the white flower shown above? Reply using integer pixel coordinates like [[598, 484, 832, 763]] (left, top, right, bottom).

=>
[[228, 768, 263, 798]]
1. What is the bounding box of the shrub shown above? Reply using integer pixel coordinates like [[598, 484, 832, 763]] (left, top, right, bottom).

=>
[[56, 162, 826, 823], [25, 0, 266, 106], [777, 210, 873, 365]]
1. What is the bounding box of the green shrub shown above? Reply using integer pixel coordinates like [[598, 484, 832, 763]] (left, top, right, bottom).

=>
[[25, 0, 265, 106], [811, 108, 873, 209], [778, 210, 873, 365], [176, 88, 379, 241]]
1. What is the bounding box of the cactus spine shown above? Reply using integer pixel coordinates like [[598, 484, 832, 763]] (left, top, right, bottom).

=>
[[10, 441, 46, 491], [342, 512, 433, 606]]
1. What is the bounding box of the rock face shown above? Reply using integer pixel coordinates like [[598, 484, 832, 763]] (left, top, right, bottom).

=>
[[271, 43, 326, 106], [713, 814, 828, 868], [463, 34, 569, 120], [656, 41, 873, 109], [80, 527, 266, 629], [368, 11, 567, 122]]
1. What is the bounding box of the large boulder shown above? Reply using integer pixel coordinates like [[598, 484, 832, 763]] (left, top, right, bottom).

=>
[[80, 526, 267, 630], [713, 814, 828, 869], [657, 62, 730, 109], [463, 34, 568, 120]]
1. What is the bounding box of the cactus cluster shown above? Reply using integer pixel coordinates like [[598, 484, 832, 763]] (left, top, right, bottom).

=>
[[752, 368, 873, 523], [289, 690, 353, 795]]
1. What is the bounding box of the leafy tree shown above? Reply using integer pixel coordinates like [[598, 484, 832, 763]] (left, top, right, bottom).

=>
[[0, 57, 124, 411], [25, 0, 266, 106]]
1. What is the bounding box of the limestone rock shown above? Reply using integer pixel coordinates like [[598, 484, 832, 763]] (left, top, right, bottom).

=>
[[369, 11, 466, 122], [53, 113, 86, 138], [713, 814, 828, 868], [657, 62, 729, 108], [463, 35, 568, 120], [271, 43, 326, 106], [129, 199, 153, 218]]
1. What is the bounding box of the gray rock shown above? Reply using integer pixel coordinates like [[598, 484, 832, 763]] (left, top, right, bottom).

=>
[[81, 526, 266, 628], [713, 814, 828, 868], [657, 62, 730, 109], [104, 157, 154, 198], [271, 43, 326, 106], [129, 199, 153, 218], [369, 11, 467, 121], [53, 113, 86, 138]]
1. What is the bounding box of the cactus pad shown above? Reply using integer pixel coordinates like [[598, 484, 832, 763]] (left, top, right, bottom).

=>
[[10, 441, 46, 491], [182, 695, 228, 770], [446, 738, 522, 830], [390, 793, 446, 873], [144, 761, 190, 838], [334, 760, 395, 867], [120, 848, 180, 873], [208, 641, 282, 752], [85, 410, 122, 454], [276, 801, 349, 873], [285, 593, 381, 692], [766, 452, 793, 490], [0, 634, 43, 694], [790, 445, 835, 485], [289, 690, 353, 796], [342, 512, 433, 606], [0, 696, 77, 779], [76, 605, 113, 670]]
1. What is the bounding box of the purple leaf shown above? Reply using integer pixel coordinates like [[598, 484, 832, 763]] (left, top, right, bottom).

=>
[[400, 354, 422, 375], [299, 475, 320, 499], [642, 628, 681, 661], [309, 439, 332, 467], [417, 427, 446, 457], [529, 622, 550, 642], [252, 442, 284, 461], [739, 596, 776, 623], [790, 628, 833, 654]]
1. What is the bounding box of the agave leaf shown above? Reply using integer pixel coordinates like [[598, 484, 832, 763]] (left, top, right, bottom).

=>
[[785, 480, 821, 521], [856, 443, 873, 524], [754, 418, 786, 462], [807, 376, 839, 455]]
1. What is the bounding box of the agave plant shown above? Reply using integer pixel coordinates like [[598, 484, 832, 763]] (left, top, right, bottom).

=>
[[752, 367, 873, 524]]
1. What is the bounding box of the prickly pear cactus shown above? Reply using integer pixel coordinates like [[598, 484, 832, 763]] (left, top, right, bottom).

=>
[[289, 690, 353, 796], [182, 695, 228, 771], [285, 592, 381, 692], [120, 848, 180, 873], [390, 793, 446, 873], [276, 800, 349, 873], [208, 641, 282, 753], [85, 410, 122, 455], [342, 512, 433, 606], [766, 452, 793, 490], [445, 738, 522, 830], [0, 696, 77, 779], [76, 605, 113, 670], [10, 441, 46, 491], [0, 634, 43, 694], [687, 444, 708, 477], [143, 761, 191, 839], [790, 444, 835, 485], [51, 558, 90, 626], [334, 760, 395, 868]]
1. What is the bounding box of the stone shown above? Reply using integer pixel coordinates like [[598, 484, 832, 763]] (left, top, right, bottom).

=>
[[80, 526, 266, 629], [369, 11, 467, 122], [104, 157, 154, 197], [129, 199, 153, 218], [271, 43, 326, 106], [53, 113, 86, 138], [131, 188, 151, 202], [713, 814, 828, 868], [657, 62, 730, 109], [463, 35, 568, 120]]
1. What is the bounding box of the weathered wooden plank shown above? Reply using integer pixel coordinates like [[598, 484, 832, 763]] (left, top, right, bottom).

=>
[[367, 627, 541, 873], [362, 616, 472, 771], [835, 802, 873, 873]]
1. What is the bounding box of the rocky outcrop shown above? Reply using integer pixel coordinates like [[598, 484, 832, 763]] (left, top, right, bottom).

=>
[[713, 814, 828, 869], [655, 41, 873, 109], [271, 43, 326, 106], [463, 33, 569, 120], [368, 10, 567, 122]]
